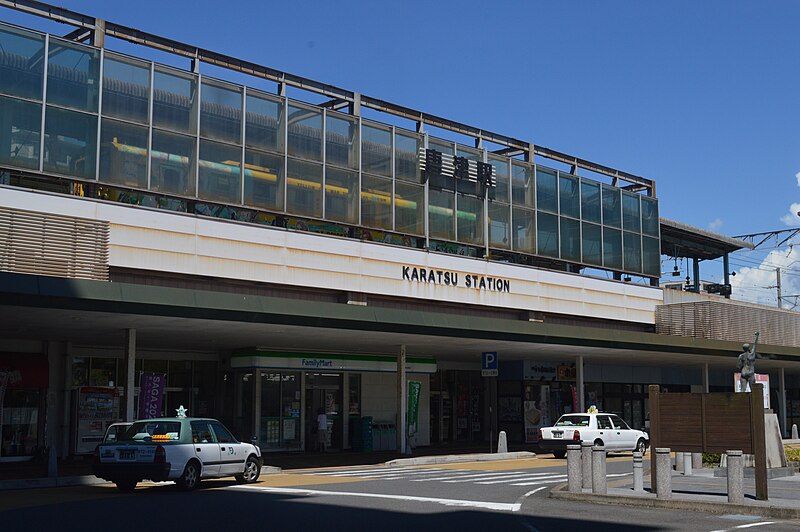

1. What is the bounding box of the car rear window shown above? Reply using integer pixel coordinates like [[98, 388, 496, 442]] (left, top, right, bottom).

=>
[[123, 421, 182, 442], [555, 415, 590, 427]]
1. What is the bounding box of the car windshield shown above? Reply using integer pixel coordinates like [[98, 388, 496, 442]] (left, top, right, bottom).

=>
[[122, 421, 182, 442], [554, 415, 590, 427]]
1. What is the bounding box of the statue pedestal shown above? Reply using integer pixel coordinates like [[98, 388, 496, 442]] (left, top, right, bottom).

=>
[[716, 413, 790, 476]]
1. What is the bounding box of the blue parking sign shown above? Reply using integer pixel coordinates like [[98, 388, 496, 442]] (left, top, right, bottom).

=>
[[482, 352, 498, 376]]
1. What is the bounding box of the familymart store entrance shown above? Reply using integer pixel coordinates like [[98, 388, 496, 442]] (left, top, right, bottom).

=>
[[230, 351, 436, 452]]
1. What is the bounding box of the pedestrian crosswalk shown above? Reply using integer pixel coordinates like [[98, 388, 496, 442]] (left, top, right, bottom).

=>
[[292, 466, 618, 487]]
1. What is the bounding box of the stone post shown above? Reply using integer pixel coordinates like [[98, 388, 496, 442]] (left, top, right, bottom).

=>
[[581, 441, 593, 490], [683, 452, 693, 476], [727, 450, 744, 505], [632, 451, 643, 492], [497, 431, 508, 453], [592, 445, 607, 495], [692, 452, 702, 471], [675, 451, 684, 472], [567, 444, 581, 493], [655, 448, 672, 500], [792, 424, 799, 440]]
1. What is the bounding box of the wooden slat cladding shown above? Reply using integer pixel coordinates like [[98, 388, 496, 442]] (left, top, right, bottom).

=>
[[656, 301, 800, 348], [0, 206, 109, 281]]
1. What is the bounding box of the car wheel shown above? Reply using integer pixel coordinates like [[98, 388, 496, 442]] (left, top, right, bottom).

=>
[[235, 456, 261, 484], [115, 479, 137, 492], [552, 450, 566, 459], [593, 439, 604, 448], [635, 438, 647, 455], [176, 460, 201, 491]]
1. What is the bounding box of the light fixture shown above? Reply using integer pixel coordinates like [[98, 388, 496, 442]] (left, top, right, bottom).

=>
[[671, 257, 681, 277]]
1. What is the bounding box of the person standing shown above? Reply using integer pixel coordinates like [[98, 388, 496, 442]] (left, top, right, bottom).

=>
[[316, 407, 328, 452]]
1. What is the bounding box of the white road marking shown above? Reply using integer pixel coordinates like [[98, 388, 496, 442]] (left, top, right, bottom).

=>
[[331, 469, 454, 479], [479, 474, 566, 485], [709, 522, 777, 532], [230, 485, 521, 512], [301, 467, 436, 476], [412, 470, 554, 482], [509, 472, 630, 487], [440, 471, 548, 483]]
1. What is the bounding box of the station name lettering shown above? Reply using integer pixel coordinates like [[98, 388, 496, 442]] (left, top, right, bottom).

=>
[[401, 266, 510, 293]]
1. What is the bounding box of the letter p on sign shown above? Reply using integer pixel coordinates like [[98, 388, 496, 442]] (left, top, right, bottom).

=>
[[482, 352, 498, 377]]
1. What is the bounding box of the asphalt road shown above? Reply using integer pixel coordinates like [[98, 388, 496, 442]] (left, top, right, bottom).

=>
[[2, 456, 798, 532]]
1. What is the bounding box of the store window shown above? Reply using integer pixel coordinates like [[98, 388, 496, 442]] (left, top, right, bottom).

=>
[[0, 355, 48, 458]]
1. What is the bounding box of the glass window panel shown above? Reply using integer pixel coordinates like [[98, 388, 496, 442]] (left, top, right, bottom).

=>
[[641, 197, 659, 237], [326, 112, 358, 170], [150, 129, 196, 196], [0, 25, 45, 101], [428, 137, 454, 156], [429, 188, 455, 241], [580, 180, 601, 223], [46, 39, 100, 113], [99, 118, 147, 188], [511, 161, 534, 208], [624, 231, 642, 273], [0, 95, 41, 169], [43, 106, 96, 179], [361, 122, 391, 177], [244, 149, 284, 211], [559, 174, 580, 218], [512, 207, 535, 253], [200, 80, 241, 144], [603, 227, 622, 270], [456, 193, 483, 245], [395, 130, 421, 183], [536, 167, 557, 213], [153, 68, 198, 134], [601, 185, 621, 228], [199, 139, 241, 204], [102, 54, 150, 124], [642, 236, 660, 277], [245, 91, 284, 154], [488, 155, 510, 203], [622, 192, 641, 233], [456, 144, 481, 160], [325, 165, 358, 224], [287, 158, 322, 218], [489, 202, 510, 249], [537, 211, 559, 258], [287, 104, 322, 161], [582, 222, 602, 266], [560, 217, 581, 261], [395, 181, 423, 235], [361, 173, 392, 230]]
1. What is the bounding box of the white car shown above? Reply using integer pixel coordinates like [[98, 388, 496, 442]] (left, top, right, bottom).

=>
[[537, 412, 649, 458], [93, 416, 262, 491]]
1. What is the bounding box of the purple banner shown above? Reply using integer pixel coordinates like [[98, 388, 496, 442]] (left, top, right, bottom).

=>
[[137, 372, 166, 420]]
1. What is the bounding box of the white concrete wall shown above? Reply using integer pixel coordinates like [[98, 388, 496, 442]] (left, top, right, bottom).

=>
[[1, 188, 663, 323], [361, 372, 430, 447]]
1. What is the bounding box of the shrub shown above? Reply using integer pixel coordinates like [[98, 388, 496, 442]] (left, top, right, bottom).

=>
[[702, 452, 721, 465], [785, 447, 800, 462]]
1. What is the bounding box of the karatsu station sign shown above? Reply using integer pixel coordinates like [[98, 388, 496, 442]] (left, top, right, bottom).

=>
[[402, 266, 511, 293]]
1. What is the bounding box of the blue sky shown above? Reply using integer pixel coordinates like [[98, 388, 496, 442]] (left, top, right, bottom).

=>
[[2, 1, 799, 302]]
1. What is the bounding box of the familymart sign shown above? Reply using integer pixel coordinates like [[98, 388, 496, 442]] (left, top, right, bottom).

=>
[[232, 351, 437, 374]]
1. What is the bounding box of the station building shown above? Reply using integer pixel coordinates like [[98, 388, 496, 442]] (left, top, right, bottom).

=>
[[1, 1, 799, 462]]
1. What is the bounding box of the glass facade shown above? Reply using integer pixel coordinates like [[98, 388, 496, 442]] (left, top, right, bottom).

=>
[[0, 22, 661, 278]]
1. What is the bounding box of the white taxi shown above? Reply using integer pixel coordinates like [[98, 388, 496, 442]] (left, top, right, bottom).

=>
[[537, 412, 649, 458], [93, 414, 262, 492]]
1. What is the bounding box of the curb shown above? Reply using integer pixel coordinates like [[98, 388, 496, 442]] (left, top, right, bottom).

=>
[[549, 485, 800, 520], [0, 475, 107, 491], [386, 451, 536, 467]]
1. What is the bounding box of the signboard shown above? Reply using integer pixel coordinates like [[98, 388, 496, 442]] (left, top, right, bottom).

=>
[[232, 352, 437, 374], [481, 352, 498, 377], [524, 385, 550, 443], [137, 372, 167, 420], [407, 381, 421, 436], [524, 362, 557, 381], [75, 386, 120, 454], [734, 373, 770, 408]]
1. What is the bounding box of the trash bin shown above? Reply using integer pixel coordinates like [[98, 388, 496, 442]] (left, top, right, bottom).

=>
[[384, 423, 397, 451]]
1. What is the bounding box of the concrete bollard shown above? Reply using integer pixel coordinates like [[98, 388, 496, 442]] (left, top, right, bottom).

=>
[[632, 451, 644, 493], [655, 448, 672, 500], [683, 452, 693, 476], [792, 424, 799, 440], [675, 451, 684, 472], [567, 444, 582, 493], [592, 445, 607, 495], [497, 431, 508, 453], [581, 441, 593, 490], [692, 452, 702, 471], [727, 450, 744, 505]]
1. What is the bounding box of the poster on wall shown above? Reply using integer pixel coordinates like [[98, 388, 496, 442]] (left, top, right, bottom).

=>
[[75, 386, 120, 454], [137, 372, 166, 420], [734, 373, 770, 408], [0, 371, 8, 456], [524, 385, 550, 443], [407, 381, 421, 436]]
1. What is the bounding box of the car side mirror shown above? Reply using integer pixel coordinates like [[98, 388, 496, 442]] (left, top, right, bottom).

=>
[[250, 436, 258, 446]]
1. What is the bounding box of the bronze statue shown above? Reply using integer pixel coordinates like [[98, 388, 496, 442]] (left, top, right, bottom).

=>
[[736, 332, 760, 392]]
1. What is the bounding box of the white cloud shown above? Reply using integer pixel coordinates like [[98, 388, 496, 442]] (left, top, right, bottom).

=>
[[708, 218, 723, 232], [781, 202, 800, 227], [731, 247, 800, 307]]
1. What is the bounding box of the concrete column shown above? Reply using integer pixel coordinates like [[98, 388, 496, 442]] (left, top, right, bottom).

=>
[[655, 448, 672, 500], [576, 355, 585, 413], [675, 452, 684, 472], [342, 372, 350, 449], [727, 450, 744, 504], [683, 452, 693, 475], [780, 368, 787, 437], [45, 341, 65, 457], [397, 345, 407, 454], [124, 329, 136, 422], [62, 344, 74, 458], [692, 452, 702, 470], [581, 441, 593, 490], [632, 452, 644, 492], [592, 445, 607, 494], [567, 444, 581, 493], [702, 363, 710, 393], [253, 369, 261, 444]]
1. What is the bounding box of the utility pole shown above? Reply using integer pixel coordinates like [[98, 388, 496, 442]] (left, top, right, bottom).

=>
[[777, 268, 783, 309]]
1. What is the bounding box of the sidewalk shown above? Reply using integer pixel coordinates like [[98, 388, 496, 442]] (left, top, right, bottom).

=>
[[550, 466, 800, 520]]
